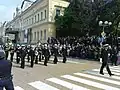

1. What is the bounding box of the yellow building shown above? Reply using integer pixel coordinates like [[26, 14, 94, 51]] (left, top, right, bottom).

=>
[[5, 0, 69, 44]]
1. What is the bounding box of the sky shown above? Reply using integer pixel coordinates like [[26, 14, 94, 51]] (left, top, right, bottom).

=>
[[0, 0, 36, 23], [0, 0, 22, 22]]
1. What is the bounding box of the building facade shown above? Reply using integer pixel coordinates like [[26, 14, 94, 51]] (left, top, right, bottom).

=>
[[6, 0, 69, 44]]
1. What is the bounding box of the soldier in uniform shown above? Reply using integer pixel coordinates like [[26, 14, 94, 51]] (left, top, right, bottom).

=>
[[9, 45, 14, 62], [41, 44, 45, 60], [30, 46, 35, 68], [27, 45, 31, 62], [43, 44, 50, 66], [35, 47, 39, 64], [4, 43, 9, 60], [47, 44, 51, 61], [111, 46, 118, 66], [53, 44, 58, 64], [62, 44, 67, 63], [20, 45, 26, 69], [100, 44, 114, 76], [38, 46, 42, 62], [16, 45, 21, 64]]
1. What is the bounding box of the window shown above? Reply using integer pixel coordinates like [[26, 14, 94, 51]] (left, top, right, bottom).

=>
[[23, 21, 25, 26], [37, 31, 39, 41], [56, 9, 60, 16], [32, 17, 34, 24], [35, 15, 36, 22], [31, 33, 33, 41], [38, 14, 39, 21], [44, 29, 46, 40], [41, 31, 43, 40], [34, 32, 36, 40], [41, 12, 43, 20], [29, 19, 30, 25], [45, 10, 47, 19], [27, 19, 28, 25]]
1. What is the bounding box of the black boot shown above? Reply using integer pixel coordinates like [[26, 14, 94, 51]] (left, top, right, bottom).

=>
[[109, 73, 114, 76], [99, 72, 104, 75]]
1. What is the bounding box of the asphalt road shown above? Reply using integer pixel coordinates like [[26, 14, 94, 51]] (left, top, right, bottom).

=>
[[7, 54, 120, 90]]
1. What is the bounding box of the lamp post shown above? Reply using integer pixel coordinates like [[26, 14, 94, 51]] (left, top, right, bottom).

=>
[[98, 21, 112, 45], [99, 21, 112, 36], [99, 21, 112, 32]]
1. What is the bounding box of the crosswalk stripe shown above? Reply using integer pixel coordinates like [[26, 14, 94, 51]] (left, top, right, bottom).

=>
[[4, 86, 24, 90], [92, 69, 120, 75], [110, 67, 120, 70], [47, 78, 90, 90], [61, 75, 120, 90], [74, 73, 120, 85], [110, 66, 120, 68], [109, 68, 120, 73], [28, 81, 59, 90], [14, 86, 24, 90], [86, 71, 120, 81]]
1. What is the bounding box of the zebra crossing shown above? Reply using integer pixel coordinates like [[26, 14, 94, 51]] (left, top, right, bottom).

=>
[[4, 86, 24, 90], [6, 65, 120, 90]]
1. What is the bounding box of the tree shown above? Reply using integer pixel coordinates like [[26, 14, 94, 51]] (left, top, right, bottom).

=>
[[55, 0, 120, 37], [97, 0, 120, 35], [55, 0, 95, 37], [55, 7, 74, 37]]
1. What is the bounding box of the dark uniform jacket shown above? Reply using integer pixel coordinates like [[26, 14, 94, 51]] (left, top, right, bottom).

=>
[[30, 49, 35, 57], [53, 48, 58, 56], [9, 48, 14, 54], [20, 49, 26, 58], [0, 59, 12, 78], [101, 49, 108, 63], [16, 48, 21, 57], [43, 48, 50, 56], [62, 47, 67, 56], [112, 48, 118, 60]]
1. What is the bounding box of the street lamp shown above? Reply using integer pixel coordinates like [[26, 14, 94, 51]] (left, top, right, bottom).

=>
[[99, 21, 112, 36], [98, 21, 112, 46], [99, 21, 112, 29]]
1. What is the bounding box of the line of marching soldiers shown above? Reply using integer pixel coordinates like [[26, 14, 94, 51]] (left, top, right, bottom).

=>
[[3, 43, 67, 69]]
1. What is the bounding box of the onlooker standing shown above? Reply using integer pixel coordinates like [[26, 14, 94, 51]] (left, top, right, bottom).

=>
[[111, 46, 118, 66], [0, 50, 14, 90]]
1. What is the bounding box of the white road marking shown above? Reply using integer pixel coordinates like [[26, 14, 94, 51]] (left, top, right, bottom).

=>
[[110, 66, 120, 68], [86, 71, 120, 81], [14, 86, 24, 90], [92, 69, 120, 75], [61, 75, 120, 90], [47, 78, 90, 90], [4, 86, 24, 90], [74, 73, 120, 85], [110, 67, 120, 70], [28, 81, 59, 90], [109, 68, 120, 73]]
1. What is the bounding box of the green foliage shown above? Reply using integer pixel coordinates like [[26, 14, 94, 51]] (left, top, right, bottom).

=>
[[98, 0, 120, 36], [55, 0, 120, 37]]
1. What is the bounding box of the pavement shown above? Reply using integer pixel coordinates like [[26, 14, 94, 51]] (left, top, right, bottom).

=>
[[6, 54, 120, 90]]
